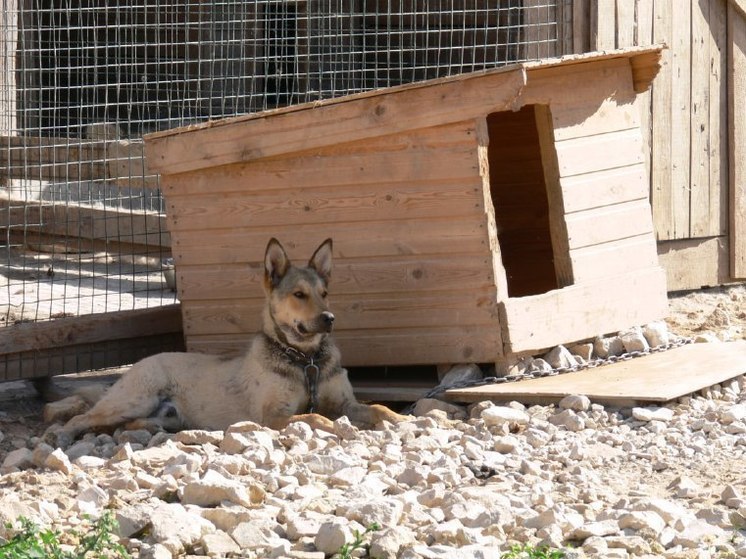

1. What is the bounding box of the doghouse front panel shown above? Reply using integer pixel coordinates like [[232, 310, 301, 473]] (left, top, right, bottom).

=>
[[164, 120, 502, 365], [495, 57, 667, 352]]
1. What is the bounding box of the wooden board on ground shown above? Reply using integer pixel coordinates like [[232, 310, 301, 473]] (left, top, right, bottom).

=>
[[445, 340, 746, 407]]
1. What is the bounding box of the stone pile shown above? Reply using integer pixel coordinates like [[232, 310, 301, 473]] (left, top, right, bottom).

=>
[[1, 367, 745, 558]]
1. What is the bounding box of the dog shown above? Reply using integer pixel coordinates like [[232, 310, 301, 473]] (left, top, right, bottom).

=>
[[48, 238, 406, 445]]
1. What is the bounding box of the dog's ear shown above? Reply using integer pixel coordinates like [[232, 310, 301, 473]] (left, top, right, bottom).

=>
[[308, 238, 333, 284], [264, 238, 291, 289]]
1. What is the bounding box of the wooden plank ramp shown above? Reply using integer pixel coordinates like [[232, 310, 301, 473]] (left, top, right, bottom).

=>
[[445, 341, 746, 407]]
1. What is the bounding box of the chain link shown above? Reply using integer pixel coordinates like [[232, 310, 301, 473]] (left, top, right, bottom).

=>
[[403, 336, 694, 413]]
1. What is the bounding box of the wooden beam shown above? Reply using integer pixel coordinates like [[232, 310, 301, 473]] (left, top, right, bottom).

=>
[[1, 333, 185, 382], [0, 197, 170, 248], [0, 305, 182, 355], [500, 267, 667, 353], [731, 0, 746, 18], [144, 68, 527, 176], [729, 2, 746, 278], [0, 135, 158, 188], [0, 135, 107, 182]]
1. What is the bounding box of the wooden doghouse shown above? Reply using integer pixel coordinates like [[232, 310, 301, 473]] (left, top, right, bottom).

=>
[[144, 45, 668, 370]]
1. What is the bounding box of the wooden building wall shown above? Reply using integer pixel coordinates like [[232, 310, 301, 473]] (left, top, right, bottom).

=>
[[571, 0, 746, 289]]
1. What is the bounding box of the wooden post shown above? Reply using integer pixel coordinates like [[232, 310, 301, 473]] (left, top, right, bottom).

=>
[[0, 0, 18, 185], [729, 1, 746, 278]]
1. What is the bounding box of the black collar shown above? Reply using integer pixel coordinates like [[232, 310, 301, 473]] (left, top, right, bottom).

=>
[[262, 333, 323, 414]]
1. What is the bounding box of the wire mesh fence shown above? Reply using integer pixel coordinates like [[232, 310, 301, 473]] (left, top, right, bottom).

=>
[[0, 0, 572, 379]]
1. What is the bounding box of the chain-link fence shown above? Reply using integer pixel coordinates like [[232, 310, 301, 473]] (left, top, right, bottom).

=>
[[0, 0, 571, 380]]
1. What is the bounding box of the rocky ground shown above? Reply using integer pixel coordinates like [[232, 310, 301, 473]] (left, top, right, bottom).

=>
[[0, 284, 745, 559]]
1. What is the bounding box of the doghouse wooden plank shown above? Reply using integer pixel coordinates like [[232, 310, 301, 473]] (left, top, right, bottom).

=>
[[561, 164, 649, 214], [554, 128, 645, 177], [565, 199, 654, 250], [183, 289, 499, 335], [445, 341, 746, 406], [172, 217, 488, 266], [178, 255, 494, 300], [501, 266, 667, 353], [166, 178, 485, 231], [145, 68, 527, 175], [535, 104, 573, 288], [522, 60, 641, 141], [186, 325, 501, 366], [570, 234, 660, 283], [161, 122, 481, 196]]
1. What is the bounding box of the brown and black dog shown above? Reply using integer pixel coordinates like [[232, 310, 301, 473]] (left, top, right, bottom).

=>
[[49, 238, 405, 445]]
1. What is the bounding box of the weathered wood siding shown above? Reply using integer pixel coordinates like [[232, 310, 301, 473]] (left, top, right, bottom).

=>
[[575, 0, 745, 288], [164, 122, 502, 366]]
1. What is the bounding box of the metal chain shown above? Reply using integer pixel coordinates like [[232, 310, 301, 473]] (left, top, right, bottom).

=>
[[403, 336, 695, 413]]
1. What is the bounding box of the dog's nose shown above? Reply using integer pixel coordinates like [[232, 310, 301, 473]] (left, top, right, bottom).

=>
[[321, 312, 335, 326]]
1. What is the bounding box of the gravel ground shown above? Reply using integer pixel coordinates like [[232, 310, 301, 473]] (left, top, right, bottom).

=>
[[0, 285, 745, 559]]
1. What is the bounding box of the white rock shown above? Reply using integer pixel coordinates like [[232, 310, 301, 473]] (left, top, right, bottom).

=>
[[632, 407, 674, 422], [569, 519, 620, 539], [559, 394, 591, 412], [672, 519, 726, 548], [594, 336, 625, 358], [413, 398, 467, 419], [369, 526, 417, 559], [44, 448, 73, 474], [618, 326, 650, 352], [345, 499, 405, 526], [548, 409, 585, 432], [314, 519, 354, 555], [568, 343, 594, 361], [618, 511, 666, 534], [76, 484, 109, 515], [543, 345, 578, 369], [138, 543, 173, 559], [721, 404, 746, 424], [285, 513, 323, 540], [668, 475, 701, 499], [201, 530, 241, 556], [493, 435, 520, 454], [174, 429, 224, 445], [528, 358, 553, 373], [231, 521, 276, 549], [148, 503, 215, 554], [480, 406, 529, 428], [438, 363, 483, 385], [181, 469, 264, 507], [642, 321, 670, 348], [0, 499, 42, 537], [1, 448, 33, 472]]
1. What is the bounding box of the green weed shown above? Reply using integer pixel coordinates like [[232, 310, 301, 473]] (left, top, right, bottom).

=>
[[0, 511, 129, 559], [337, 522, 380, 559], [500, 543, 567, 559]]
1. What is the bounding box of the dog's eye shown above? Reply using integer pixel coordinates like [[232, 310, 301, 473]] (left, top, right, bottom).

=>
[[321, 291, 328, 298], [293, 291, 306, 299]]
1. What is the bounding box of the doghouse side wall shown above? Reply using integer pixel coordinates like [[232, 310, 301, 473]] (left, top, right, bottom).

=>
[[498, 58, 667, 352], [163, 121, 502, 365]]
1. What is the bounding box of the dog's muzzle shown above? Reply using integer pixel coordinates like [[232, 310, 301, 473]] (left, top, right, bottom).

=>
[[320, 311, 335, 332]]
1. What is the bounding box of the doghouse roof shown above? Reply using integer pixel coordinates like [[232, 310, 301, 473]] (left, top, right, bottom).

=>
[[145, 45, 663, 176]]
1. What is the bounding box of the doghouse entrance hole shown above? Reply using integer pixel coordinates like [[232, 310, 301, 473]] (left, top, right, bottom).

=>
[[486, 104, 573, 298]]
